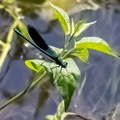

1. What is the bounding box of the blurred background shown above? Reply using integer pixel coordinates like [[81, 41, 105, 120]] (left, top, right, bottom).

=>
[[0, 0, 120, 120]]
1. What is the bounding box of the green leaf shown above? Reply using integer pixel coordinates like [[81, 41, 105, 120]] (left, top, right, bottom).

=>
[[25, 57, 81, 111], [49, 2, 70, 35], [52, 58, 80, 111], [75, 37, 118, 57], [46, 101, 65, 120], [71, 49, 89, 63], [25, 59, 44, 72], [74, 21, 96, 37]]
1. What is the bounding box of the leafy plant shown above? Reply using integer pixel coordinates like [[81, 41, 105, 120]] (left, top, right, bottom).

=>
[[0, 2, 118, 120], [46, 100, 88, 120], [46, 100, 65, 120], [25, 2, 118, 111]]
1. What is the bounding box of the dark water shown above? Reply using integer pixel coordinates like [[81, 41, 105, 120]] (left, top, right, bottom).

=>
[[0, 0, 120, 120]]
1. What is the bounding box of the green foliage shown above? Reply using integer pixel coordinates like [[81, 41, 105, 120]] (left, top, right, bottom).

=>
[[71, 48, 89, 63], [52, 58, 80, 110], [74, 21, 96, 37], [75, 37, 118, 57], [25, 2, 118, 112], [25, 60, 44, 72], [48, 2, 70, 35], [25, 56, 80, 110], [46, 101, 65, 120], [0, 2, 118, 119]]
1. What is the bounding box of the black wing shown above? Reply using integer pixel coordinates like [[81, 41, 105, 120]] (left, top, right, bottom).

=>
[[27, 25, 49, 50], [14, 26, 57, 59], [27, 25, 58, 58]]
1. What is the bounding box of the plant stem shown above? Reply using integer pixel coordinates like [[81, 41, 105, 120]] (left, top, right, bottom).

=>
[[0, 71, 47, 110], [0, 43, 11, 70], [0, 20, 18, 69], [0, 41, 5, 46], [62, 48, 74, 59]]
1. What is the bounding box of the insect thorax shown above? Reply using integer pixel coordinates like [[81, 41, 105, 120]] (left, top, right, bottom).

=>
[[54, 57, 67, 68]]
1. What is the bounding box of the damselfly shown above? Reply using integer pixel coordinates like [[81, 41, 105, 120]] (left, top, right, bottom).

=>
[[14, 25, 67, 68]]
